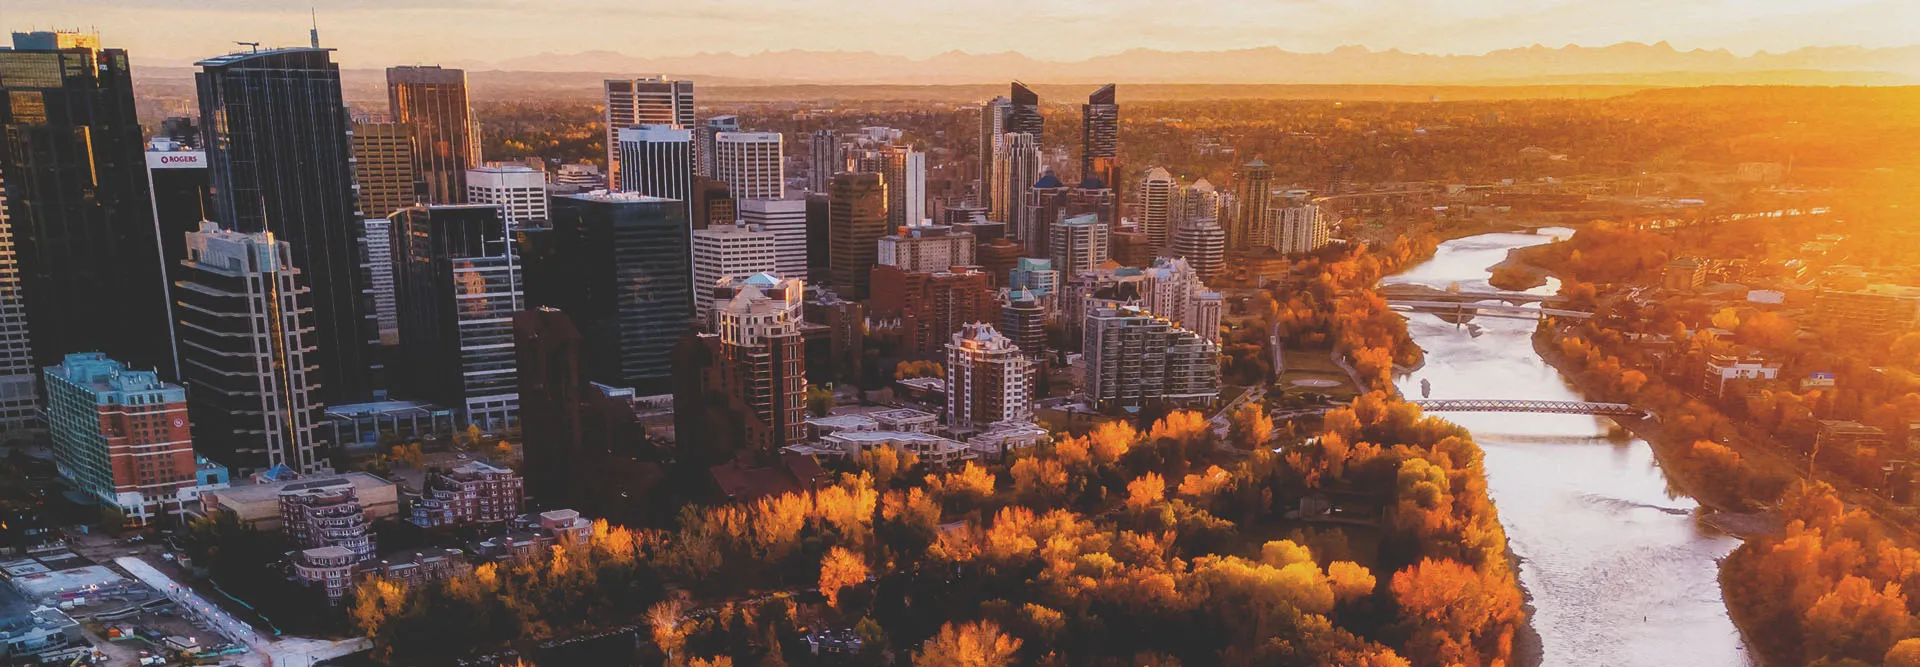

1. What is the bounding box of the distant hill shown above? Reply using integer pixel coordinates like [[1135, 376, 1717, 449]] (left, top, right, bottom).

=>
[[472, 41, 1920, 86]]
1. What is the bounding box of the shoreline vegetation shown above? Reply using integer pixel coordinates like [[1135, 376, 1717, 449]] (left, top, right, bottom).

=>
[[1502, 217, 1920, 667]]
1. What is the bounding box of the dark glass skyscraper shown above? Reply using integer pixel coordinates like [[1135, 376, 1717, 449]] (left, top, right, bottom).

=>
[[522, 192, 690, 393], [387, 66, 477, 205], [197, 47, 376, 402], [1081, 84, 1118, 190], [392, 204, 521, 429], [0, 32, 174, 378], [1008, 81, 1044, 144]]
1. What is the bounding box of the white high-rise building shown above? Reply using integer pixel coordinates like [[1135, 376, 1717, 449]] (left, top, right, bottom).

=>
[[1049, 213, 1110, 279], [713, 131, 784, 200], [738, 198, 810, 280], [0, 175, 37, 431], [691, 223, 779, 322], [1271, 203, 1330, 255], [1142, 257, 1223, 343], [1083, 304, 1220, 414], [877, 225, 976, 273], [883, 145, 926, 228], [603, 77, 693, 190], [1138, 167, 1178, 248], [945, 323, 1034, 435], [1174, 178, 1220, 234], [360, 218, 399, 346], [466, 164, 549, 228]]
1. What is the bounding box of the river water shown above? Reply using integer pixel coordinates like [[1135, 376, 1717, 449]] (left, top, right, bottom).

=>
[[1384, 232, 1751, 667]]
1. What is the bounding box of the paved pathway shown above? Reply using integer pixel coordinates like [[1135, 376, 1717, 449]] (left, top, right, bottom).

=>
[[114, 556, 369, 666]]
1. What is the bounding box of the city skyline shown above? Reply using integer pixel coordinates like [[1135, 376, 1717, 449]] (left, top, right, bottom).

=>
[[12, 0, 1917, 68]]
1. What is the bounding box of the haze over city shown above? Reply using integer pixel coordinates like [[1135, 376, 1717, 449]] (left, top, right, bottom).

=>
[[14, 0, 1920, 68]]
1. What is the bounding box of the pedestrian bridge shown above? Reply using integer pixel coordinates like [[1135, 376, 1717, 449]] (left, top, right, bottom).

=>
[[1409, 399, 1645, 417], [1388, 300, 1593, 320]]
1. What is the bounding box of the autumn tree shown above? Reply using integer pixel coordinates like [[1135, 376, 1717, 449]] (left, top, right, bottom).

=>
[[1229, 403, 1275, 450], [818, 547, 869, 609], [913, 620, 1023, 667]]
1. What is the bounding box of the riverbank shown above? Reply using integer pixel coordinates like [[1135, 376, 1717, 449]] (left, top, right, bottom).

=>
[[1530, 326, 1779, 667]]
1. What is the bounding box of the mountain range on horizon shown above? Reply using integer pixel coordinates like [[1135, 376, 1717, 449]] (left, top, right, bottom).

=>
[[428, 40, 1920, 86]]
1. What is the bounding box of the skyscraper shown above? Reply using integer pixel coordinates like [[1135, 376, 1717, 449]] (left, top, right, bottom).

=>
[[392, 205, 522, 428], [691, 223, 778, 322], [1174, 178, 1220, 234], [696, 115, 739, 179], [1171, 217, 1227, 281], [0, 175, 38, 430], [360, 219, 399, 346], [524, 192, 691, 392], [1049, 213, 1111, 279], [1007, 82, 1043, 143], [1230, 159, 1273, 250], [945, 323, 1034, 435], [808, 129, 839, 194], [713, 273, 808, 451], [883, 145, 927, 228], [1, 32, 173, 379], [1083, 305, 1220, 415], [387, 66, 478, 204], [198, 47, 374, 403], [827, 173, 887, 299], [713, 132, 784, 200], [738, 198, 810, 280], [176, 222, 327, 475], [1081, 84, 1118, 190], [1138, 167, 1177, 248], [616, 125, 693, 201], [145, 139, 214, 287], [1271, 200, 1331, 255], [351, 122, 419, 219], [603, 77, 694, 190], [979, 96, 1011, 213], [878, 225, 976, 274], [869, 266, 997, 355], [1000, 289, 1047, 363], [467, 164, 550, 228], [1142, 257, 1223, 343], [998, 134, 1044, 250]]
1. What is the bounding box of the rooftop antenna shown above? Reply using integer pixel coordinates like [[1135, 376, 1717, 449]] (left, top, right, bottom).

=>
[[309, 8, 320, 49]]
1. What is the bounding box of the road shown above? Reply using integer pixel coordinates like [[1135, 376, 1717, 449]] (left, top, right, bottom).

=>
[[114, 556, 369, 666]]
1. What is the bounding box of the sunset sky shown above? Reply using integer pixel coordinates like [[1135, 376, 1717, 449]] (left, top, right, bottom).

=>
[[12, 0, 1916, 67]]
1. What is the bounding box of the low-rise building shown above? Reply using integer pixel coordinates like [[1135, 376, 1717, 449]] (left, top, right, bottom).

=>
[[280, 480, 376, 563], [475, 509, 596, 563], [198, 473, 398, 532], [966, 421, 1051, 461], [1700, 351, 1781, 398], [1815, 284, 1920, 339], [411, 461, 525, 528], [821, 431, 975, 469], [870, 407, 939, 433], [0, 606, 86, 664]]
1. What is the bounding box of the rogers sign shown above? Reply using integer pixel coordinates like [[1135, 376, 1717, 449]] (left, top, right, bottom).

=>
[[147, 151, 206, 169]]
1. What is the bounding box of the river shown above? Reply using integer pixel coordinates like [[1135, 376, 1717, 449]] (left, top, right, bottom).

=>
[[1384, 231, 1752, 666]]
